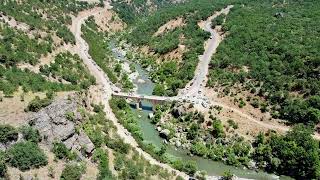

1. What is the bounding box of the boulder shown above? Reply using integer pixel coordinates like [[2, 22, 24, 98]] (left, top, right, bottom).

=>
[[21, 175, 33, 180], [171, 105, 186, 118], [0, 144, 5, 151], [77, 131, 94, 153], [137, 79, 146, 84], [52, 122, 75, 141], [160, 129, 171, 139], [64, 134, 78, 150], [148, 113, 154, 119], [175, 140, 181, 147]]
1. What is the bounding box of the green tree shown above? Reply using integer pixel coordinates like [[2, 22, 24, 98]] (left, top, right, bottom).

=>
[[20, 125, 40, 143], [7, 142, 48, 171], [60, 163, 86, 180], [0, 125, 18, 143], [0, 151, 7, 178]]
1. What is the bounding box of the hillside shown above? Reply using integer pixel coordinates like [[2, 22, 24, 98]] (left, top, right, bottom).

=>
[[0, 0, 319, 180]]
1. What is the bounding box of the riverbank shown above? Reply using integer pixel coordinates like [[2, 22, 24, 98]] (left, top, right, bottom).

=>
[[70, 1, 189, 178]]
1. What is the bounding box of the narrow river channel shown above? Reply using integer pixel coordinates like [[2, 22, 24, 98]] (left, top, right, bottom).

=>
[[110, 42, 289, 180]]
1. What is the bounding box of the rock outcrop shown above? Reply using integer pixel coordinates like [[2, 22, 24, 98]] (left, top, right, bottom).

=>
[[171, 105, 186, 118], [28, 96, 94, 154]]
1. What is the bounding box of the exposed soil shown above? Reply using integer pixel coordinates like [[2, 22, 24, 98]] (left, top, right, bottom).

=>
[[93, 9, 125, 32], [153, 17, 185, 37], [203, 87, 320, 140], [0, 88, 72, 127]]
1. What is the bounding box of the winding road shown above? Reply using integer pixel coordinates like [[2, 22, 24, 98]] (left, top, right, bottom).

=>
[[69, 2, 320, 179], [179, 5, 233, 98], [70, 1, 189, 179]]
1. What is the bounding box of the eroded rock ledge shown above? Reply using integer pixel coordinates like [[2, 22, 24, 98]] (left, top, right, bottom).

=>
[[28, 94, 94, 155]]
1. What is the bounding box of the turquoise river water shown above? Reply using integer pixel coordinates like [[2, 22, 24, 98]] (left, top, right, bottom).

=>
[[110, 42, 290, 180]]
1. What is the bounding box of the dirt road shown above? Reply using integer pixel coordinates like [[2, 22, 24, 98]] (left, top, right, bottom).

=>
[[179, 5, 233, 97], [70, 2, 189, 179]]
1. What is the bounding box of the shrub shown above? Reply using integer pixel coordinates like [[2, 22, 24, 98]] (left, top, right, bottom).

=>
[[20, 125, 40, 143], [60, 163, 86, 180], [182, 160, 197, 175], [92, 104, 104, 113], [26, 96, 52, 112], [52, 142, 76, 160], [106, 138, 130, 154], [222, 170, 233, 180], [7, 141, 48, 171], [65, 111, 75, 121], [191, 142, 208, 157], [92, 148, 113, 180], [227, 119, 238, 129], [0, 151, 7, 178], [0, 125, 18, 143], [211, 119, 225, 138]]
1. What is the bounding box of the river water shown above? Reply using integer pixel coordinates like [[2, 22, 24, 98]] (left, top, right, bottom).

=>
[[110, 42, 289, 180]]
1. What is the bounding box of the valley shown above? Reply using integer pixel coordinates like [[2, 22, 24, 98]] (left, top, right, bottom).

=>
[[0, 0, 319, 180]]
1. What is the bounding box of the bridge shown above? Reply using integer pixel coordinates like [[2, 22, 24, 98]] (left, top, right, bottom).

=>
[[112, 92, 178, 110]]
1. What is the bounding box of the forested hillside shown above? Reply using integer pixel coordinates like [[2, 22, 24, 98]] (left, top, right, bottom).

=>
[[0, 0, 97, 97], [115, 0, 236, 96], [112, 0, 181, 24], [208, 0, 320, 125], [0, 0, 93, 43]]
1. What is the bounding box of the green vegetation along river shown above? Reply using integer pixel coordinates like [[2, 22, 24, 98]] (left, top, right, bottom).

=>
[[110, 42, 288, 180]]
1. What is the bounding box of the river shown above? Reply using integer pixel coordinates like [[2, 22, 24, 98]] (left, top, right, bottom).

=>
[[110, 42, 290, 180]]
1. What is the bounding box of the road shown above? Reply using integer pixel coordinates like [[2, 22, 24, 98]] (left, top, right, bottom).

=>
[[70, 1, 189, 179], [113, 3, 233, 106], [179, 5, 233, 99]]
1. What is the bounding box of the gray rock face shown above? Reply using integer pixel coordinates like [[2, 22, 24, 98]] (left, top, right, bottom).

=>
[[29, 99, 77, 144], [28, 97, 94, 154], [77, 131, 94, 153]]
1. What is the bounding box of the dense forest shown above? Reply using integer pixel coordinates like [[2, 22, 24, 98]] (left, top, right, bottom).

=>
[[111, 0, 177, 25], [208, 0, 320, 125]]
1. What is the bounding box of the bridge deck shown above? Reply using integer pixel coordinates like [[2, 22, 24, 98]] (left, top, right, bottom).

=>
[[112, 92, 176, 102]]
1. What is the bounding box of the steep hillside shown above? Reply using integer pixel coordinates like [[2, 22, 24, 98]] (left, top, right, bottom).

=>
[[208, 0, 320, 125], [112, 0, 183, 24]]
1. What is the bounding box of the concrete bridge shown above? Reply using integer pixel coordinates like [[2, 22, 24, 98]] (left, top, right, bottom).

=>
[[112, 92, 177, 109]]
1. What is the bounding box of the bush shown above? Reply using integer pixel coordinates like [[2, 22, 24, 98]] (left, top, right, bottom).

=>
[[52, 142, 76, 160], [222, 170, 233, 180], [26, 96, 52, 112], [60, 163, 86, 180], [20, 125, 40, 143], [227, 119, 238, 129], [0, 125, 18, 143], [0, 151, 7, 178], [211, 119, 225, 138], [7, 141, 47, 171], [106, 138, 130, 154], [92, 148, 113, 180], [182, 160, 197, 175]]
